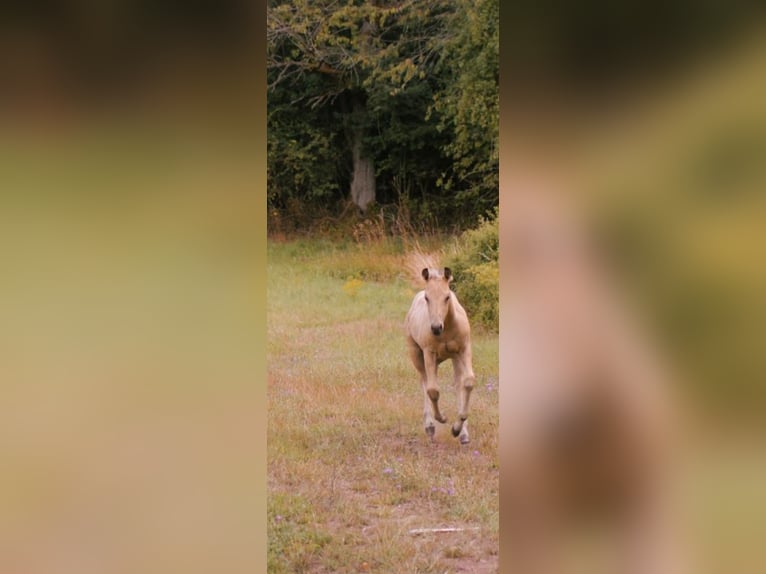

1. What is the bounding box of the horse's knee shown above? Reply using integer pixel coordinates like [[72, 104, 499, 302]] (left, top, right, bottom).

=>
[[427, 388, 439, 402], [463, 376, 475, 391]]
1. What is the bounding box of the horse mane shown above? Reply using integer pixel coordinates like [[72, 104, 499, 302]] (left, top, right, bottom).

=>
[[403, 245, 442, 288]]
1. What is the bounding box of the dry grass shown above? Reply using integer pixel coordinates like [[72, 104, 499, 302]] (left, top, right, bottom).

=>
[[402, 248, 442, 289], [267, 240, 499, 573]]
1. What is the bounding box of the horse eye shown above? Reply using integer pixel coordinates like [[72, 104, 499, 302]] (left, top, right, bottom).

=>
[[424, 295, 429, 303], [445, 295, 450, 302]]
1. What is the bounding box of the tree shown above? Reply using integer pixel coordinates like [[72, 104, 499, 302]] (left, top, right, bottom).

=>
[[267, 0, 454, 214], [430, 0, 499, 216]]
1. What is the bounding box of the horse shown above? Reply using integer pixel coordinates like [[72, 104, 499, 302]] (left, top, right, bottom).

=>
[[500, 175, 689, 574], [405, 265, 476, 444]]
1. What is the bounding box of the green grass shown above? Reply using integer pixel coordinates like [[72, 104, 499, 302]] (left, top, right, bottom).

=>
[[267, 239, 499, 573]]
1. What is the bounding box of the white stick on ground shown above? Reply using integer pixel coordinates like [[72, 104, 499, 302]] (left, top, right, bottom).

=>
[[408, 527, 480, 535]]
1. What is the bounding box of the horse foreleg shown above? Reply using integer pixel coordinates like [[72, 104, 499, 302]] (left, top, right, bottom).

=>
[[451, 353, 475, 444], [420, 377, 436, 440], [423, 351, 446, 425], [409, 340, 437, 439]]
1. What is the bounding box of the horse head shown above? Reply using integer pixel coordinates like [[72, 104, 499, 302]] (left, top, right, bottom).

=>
[[422, 267, 453, 336]]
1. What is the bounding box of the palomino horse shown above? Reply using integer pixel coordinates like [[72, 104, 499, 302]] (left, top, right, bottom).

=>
[[500, 176, 689, 574], [405, 266, 475, 444]]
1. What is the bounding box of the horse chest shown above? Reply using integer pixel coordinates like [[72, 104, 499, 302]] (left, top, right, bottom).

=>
[[435, 338, 462, 360]]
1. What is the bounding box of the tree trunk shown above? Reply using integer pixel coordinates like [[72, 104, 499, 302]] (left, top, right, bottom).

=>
[[348, 98, 375, 213]]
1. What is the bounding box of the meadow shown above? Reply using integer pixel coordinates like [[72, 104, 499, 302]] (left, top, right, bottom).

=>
[[267, 238, 499, 573]]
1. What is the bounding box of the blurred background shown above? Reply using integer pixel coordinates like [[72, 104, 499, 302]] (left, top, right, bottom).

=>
[[3, 0, 766, 571], [502, 1, 766, 571], [0, 2, 265, 573]]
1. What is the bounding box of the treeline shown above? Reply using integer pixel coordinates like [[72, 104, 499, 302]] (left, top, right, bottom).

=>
[[267, 0, 498, 232]]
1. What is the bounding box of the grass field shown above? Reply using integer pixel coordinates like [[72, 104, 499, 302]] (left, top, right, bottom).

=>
[[267, 239, 499, 573]]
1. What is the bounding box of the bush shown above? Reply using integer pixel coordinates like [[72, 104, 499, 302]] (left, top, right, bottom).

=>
[[445, 207, 499, 332]]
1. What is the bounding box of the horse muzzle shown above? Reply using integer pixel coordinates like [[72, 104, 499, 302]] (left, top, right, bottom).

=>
[[431, 324, 444, 336]]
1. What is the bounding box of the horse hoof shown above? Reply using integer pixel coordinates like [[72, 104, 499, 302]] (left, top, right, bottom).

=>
[[451, 424, 461, 437], [425, 425, 435, 440], [436, 415, 447, 424], [459, 434, 470, 445]]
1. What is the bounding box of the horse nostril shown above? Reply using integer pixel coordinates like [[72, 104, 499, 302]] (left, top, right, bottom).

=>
[[431, 325, 443, 336]]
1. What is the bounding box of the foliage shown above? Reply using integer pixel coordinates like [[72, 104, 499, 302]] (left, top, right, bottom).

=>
[[267, 0, 499, 230], [267, 0, 453, 100], [444, 208, 499, 332], [267, 86, 347, 211], [430, 0, 499, 215]]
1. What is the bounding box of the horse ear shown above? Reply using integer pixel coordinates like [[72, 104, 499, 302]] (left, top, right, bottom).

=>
[[422, 268, 430, 280], [444, 267, 452, 281]]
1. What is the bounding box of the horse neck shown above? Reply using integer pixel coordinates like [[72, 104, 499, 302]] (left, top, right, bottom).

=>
[[443, 295, 456, 328]]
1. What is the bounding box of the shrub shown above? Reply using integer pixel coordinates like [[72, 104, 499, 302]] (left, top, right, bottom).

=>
[[445, 207, 499, 332]]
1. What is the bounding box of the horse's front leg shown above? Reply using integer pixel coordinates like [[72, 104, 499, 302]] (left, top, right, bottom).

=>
[[421, 375, 437, 440], [451, 352, 475, 444], [409, 340, 438, 440], [424, 351, 446, 424]]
